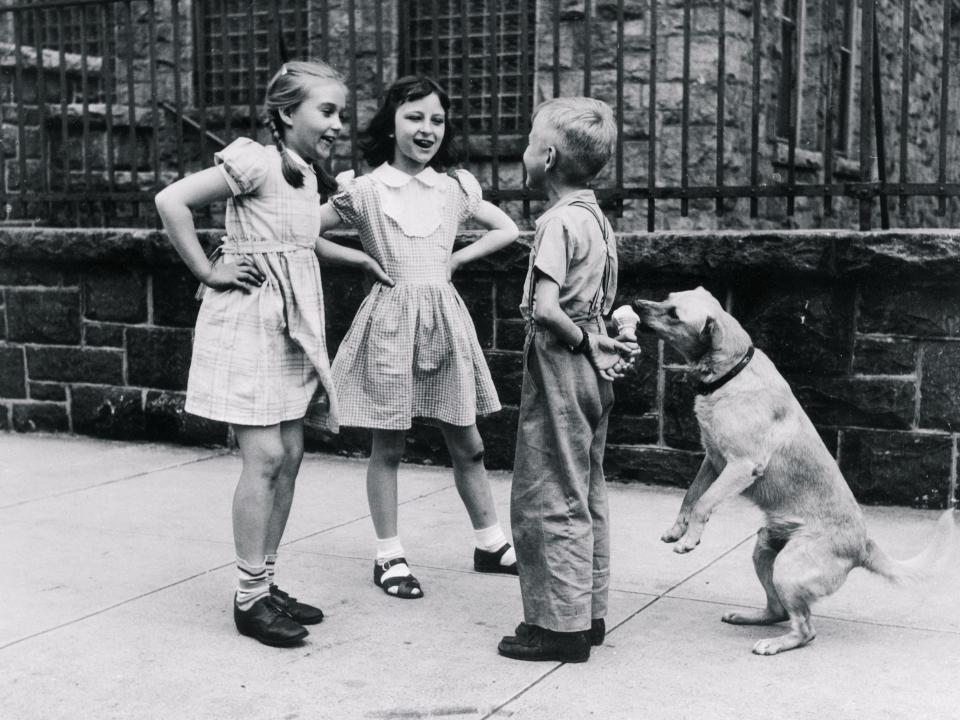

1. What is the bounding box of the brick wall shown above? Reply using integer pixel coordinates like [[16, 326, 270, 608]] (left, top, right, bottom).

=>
[[2, 226, 959, 508]]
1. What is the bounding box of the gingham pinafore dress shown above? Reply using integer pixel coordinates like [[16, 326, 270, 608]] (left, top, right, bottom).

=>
[[184, 137, 339, 430], [328, 163, 500, 430]]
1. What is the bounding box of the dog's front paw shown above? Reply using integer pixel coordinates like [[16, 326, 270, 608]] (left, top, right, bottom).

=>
[[673, 535, 700, 554], [661, 521, 687, 543]]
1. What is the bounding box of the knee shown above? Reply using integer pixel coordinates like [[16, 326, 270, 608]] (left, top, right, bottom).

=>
[[373, 442, 405, 468], [249, 445, 286, 481], [452, 442, 485, 467]]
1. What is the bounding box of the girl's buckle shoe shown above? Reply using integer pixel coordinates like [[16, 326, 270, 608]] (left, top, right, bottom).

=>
[[473, 543, 519, 575], [233, 595, 308, 647], [269, 584, 324, 625]]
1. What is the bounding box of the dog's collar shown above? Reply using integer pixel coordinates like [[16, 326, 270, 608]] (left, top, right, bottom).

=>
[[696, 346, 755, 395]]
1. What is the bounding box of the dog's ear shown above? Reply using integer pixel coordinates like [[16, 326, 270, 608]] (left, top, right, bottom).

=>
[[698, 314, 721, 348]]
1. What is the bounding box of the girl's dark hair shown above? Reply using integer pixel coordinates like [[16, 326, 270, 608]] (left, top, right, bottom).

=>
[[358, 75, 461, 170], [264, 60, 345, 193]]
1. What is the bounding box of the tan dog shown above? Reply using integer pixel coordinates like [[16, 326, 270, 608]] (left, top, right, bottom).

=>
[[635, 287, 957, 655]]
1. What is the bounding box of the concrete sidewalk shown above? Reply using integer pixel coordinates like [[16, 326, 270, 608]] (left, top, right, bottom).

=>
[[2, 433, 958, 720]]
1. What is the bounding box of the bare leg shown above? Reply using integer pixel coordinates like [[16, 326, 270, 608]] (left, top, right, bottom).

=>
[[723, 528, 788, 625], [264, 419, 305, 557], [232, 424, 287, 564], [751, 539, 852, 655], [662, 455, 719, 542], [439, 422, 497, 530], [367, 429, 407, 539]]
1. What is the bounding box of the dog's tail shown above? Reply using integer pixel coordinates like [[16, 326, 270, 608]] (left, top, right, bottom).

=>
[[861, 509, 960, 585]]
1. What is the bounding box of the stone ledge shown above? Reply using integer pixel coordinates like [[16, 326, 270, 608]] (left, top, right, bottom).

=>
[[2, 228, 960, 280]]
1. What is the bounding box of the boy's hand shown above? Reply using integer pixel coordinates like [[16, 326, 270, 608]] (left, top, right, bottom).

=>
[[201, 257, 264, 293], [586, 334, 641, 381], [364, 256, 394, 287]]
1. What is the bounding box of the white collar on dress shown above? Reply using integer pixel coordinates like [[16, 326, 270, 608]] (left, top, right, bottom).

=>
[[371, 162, 440, 188]]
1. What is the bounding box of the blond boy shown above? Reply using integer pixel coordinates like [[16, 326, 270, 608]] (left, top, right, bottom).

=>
[[498, 98, 638, 663]]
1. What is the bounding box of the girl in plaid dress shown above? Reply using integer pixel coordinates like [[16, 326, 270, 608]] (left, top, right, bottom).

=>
[[319, 76, 521, 599], [155, 61, 391, 647]]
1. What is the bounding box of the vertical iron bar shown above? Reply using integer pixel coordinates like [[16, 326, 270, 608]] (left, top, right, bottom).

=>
[[246, 0, 255, 137], [172, 0, 184, 177], [375, 0, 384, 96], [583, 0, 592, 95], [872, 13, 889, 228], [616, 0, 624, 217], [489, 0, 500, 203], [196, 1, 208, 164], [14, 10, 25, 217], [58, 8, 69, 214], [552, 0, 560, 98], [715, 0, 725, 216], [320, 0, 329, 60], [293, 0, 303, 57], [221, 0, 231, 142], [680, 0, 690, 216], [858, 0, 874, 230], [431, 0, 440, 81], [899, 0, 911, 217], [823, 0, 837, 217], [148, 0, 159, 193], [34, 8, 51, 212], [750, 0, 761, 218], [81, 7, 91, 196], [460, 0, 470, 164], [520, 0, 530, 219], [124, 0, 138, 216], [348, 0, 358, 171], [102, 3, 115, 222], [647, 0, 658, 231], [937, 0, 951, 216], [268, 1, 280, 72], [786, 2, 798, 218], [400, 0, 410, 76]]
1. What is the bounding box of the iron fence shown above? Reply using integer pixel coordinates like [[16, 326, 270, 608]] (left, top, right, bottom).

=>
[[0, 0, 957, 230]]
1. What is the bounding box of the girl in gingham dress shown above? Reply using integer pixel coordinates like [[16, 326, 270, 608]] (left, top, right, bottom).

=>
[[155, 61, 391, 647], [320, 76, 521, 599]]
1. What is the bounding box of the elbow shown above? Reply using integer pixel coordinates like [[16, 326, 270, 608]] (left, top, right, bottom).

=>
[[154, 188, 175, 218], [531, 304, 552, 325]]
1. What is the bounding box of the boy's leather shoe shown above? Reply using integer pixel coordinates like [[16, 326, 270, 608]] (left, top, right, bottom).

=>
[[590, 618, 605, 646], [269, 584, 324, 625], [234, 595, 308, 647], [498, 622, 590, 663]]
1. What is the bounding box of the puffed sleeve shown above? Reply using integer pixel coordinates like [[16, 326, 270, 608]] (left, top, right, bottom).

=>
[[452, 169, 482, 222], [329, 178, 365, 227], [214, 137, 270, 196]]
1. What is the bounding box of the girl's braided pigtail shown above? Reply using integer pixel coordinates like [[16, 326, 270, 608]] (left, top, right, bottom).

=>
[[313, 164, 338, 194], [266, 113, 305, 188]]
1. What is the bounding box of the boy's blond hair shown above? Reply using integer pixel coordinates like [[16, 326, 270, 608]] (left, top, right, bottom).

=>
[[532, 97, 616, 183]]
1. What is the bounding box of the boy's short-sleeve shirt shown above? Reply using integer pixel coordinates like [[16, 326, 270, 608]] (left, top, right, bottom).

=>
[[519, 189, 616, 322]]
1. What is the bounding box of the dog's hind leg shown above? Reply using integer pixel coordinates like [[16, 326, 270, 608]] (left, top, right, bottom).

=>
[[722, 528, 788, 626], [751, 538, 851, 655]]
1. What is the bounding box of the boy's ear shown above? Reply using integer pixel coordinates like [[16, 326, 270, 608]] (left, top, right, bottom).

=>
[[544, 145, 558, 172], [277, 106, 294, 128]]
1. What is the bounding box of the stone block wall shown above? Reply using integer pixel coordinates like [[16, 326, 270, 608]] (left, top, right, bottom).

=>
[[2, 226, 959, 509]]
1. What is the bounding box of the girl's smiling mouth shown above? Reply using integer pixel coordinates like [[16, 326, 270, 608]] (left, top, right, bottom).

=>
[[413, 138, 434, 149]]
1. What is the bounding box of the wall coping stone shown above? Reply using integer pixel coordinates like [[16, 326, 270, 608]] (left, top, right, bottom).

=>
[[2, 227, 960, 282]]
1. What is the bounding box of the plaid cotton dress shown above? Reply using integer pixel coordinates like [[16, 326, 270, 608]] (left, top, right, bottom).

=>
[[329, 163, 500, 430], [185, 138, 339, 431]]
